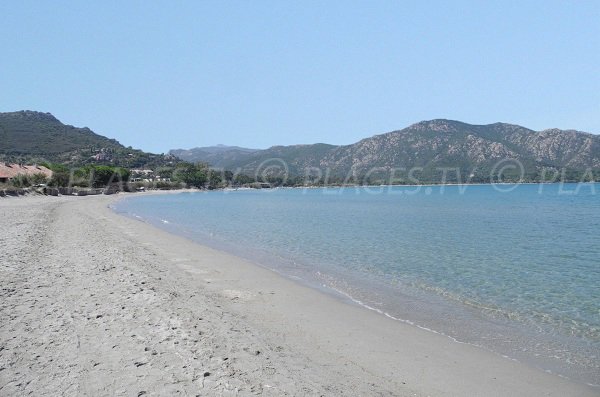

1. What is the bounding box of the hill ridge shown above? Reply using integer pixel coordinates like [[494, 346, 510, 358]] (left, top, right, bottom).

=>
[[0, 110, 176, 169], [170, 119, 599, 183]]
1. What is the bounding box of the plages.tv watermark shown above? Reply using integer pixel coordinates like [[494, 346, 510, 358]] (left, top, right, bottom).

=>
[[242, 157, 598, 195]]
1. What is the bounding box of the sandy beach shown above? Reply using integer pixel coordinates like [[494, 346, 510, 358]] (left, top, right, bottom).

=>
[[0, 193, 597, 396]]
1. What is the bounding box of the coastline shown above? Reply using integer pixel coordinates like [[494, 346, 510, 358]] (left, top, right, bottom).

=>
[[1, 193, 597, 396]]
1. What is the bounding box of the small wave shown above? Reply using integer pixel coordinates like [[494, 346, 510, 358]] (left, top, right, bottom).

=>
[[324, 283, 534, 366]]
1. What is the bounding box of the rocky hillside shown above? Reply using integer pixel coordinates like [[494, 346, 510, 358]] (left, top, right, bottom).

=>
[[170, 145, 260, 166], [171, 120, 599, 183], [0, 111, 177, 168]]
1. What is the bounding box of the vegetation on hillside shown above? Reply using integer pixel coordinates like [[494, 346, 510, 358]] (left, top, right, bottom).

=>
[[170, 119, 600, 185], [0, 110, 179, 169], [2, 110, 598, 190]]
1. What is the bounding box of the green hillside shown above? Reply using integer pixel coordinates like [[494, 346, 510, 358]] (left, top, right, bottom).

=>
[[0, 111, 177, 169], [170, 119, 600, 184]]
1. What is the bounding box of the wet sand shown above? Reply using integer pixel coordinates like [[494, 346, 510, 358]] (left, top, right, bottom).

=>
[[0, 194, 597, 396]]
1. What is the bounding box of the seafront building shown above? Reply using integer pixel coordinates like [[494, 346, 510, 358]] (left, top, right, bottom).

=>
[[0, 163, 53, 184]]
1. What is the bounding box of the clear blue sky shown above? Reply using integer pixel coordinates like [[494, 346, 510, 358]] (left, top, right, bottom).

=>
[[1, 1, 599, 153]]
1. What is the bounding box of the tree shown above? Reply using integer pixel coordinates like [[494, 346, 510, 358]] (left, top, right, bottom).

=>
[[9, 174, 31, 188], [172, 162, 208, 188], [91, 166, 130, 187], [30, 173, 49, 185], [46, 163, 71, 187], [206, 169, 223, 189]]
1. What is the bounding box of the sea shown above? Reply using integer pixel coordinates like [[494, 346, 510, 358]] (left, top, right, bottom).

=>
[[112, 183, 600, 387]]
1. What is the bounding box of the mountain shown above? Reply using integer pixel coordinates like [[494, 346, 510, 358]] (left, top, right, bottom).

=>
[[4, 111, 597, 183], [0, 111, 122, 154], [0, 110, 177, 168], [169, 145, 260, 165], [189, 144, 260, 154], [170, 119, 600, 184], [170, 143, 337, 175]]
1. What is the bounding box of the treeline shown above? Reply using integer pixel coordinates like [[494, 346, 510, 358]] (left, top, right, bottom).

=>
[[4, 162, 598, 192], [46, 164, 130, 188], [245, 166, 600, 187], [40, 162, 256, 190], [162, 163, 251, 189]]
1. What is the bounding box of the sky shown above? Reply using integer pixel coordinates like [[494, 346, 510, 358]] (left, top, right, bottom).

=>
[[1, 1, 599, 153]]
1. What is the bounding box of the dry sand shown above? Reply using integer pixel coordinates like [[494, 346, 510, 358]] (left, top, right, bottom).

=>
[[0, 194, 597, 396]]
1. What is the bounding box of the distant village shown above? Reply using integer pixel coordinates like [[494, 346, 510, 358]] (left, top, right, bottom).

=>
[[128, 168, 171, 184]]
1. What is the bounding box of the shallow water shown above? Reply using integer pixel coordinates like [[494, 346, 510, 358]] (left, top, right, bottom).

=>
[[113, 183, 600, 386]]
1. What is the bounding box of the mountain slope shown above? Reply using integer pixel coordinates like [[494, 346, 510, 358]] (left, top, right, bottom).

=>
[[0, 111, 123, 154], [170, 119, 599, 183], [0, 110, 177, 168], [169, 145, 260, 167], [170, 143, 338, 175]]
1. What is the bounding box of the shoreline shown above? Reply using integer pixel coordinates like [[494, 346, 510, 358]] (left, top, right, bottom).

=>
[[114, 188, 600, 388], [99, 191, 600, 393], [1, 194, 597, 396], [2, 180, 595, 200]]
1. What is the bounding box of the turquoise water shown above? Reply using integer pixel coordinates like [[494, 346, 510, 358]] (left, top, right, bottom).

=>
[[113, 183, 600, 386]]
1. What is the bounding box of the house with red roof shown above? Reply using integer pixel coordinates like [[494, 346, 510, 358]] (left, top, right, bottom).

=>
[[0, 163, 53, 184]]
